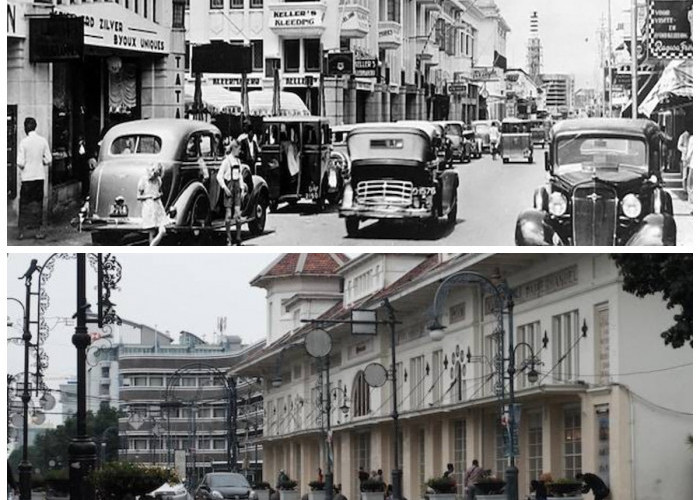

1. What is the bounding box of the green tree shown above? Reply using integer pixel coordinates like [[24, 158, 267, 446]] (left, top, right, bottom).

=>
[[612, 254, 692, 348]]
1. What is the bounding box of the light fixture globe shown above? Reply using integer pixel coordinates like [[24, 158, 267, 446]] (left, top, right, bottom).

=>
[[271, 376, 282, 388], [427, 318, 446, 342], [527, 368, 539, 384]]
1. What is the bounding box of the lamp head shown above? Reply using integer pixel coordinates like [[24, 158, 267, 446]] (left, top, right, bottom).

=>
[[271, 376, 282, 388], [527, 366, 539, 384], [427, 318, 446, 341]]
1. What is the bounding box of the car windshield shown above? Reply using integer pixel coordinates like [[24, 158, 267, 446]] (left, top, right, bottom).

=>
[[209, 474, 249, 488], [110, 135, 161, 155], [556, 135, 647, 173], [445, 124, 461, 135]]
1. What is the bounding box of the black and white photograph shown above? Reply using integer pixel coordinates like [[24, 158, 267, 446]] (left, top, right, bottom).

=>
[[5, 0, 693, 246], [5, 253, 693, 500]]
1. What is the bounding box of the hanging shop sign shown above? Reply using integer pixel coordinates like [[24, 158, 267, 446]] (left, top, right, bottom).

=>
[[355, 79, 374, 92], [29, 15, 84, 62], [57, 2, 170, 54], [648, 0, 693, 59], [327, 52, 355, 76], [448, 82, 468, 95], [210, 75, 263, 88], [355, 57, 378, 79], [471, 66, 501, 81]]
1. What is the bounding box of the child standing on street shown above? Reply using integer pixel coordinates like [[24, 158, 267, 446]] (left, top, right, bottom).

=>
[[137, 162, 168, 246]]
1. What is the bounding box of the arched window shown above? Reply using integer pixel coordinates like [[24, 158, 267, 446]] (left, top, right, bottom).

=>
[[352, 371, 371, 417]]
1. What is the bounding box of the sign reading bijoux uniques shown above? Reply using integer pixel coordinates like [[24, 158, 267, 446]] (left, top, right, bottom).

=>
[[57, 2, 169, 54], [649, 0, 693, 58]]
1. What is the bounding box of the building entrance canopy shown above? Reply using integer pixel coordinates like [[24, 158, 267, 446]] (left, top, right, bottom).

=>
[[57, 2, 170, 55]]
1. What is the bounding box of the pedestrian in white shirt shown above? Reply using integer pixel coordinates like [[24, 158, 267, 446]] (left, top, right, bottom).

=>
[[16, 117, 51, 240]]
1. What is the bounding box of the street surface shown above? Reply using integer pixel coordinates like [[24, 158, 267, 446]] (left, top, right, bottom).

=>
[[8, 148, 693, 246]]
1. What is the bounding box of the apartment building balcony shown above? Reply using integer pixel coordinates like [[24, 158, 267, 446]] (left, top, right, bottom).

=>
[[268, 1, 327, 37], [378, 21, 401, 49], [413, 36, 439, 65], [340, 3, 370, 39]]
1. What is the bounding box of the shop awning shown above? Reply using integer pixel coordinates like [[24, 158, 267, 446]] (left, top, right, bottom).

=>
[[184, 84, 310, 116], [638, 60, 693, 117]]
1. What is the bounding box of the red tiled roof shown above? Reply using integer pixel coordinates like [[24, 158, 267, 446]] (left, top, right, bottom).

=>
[[252, 254, 349, 285]]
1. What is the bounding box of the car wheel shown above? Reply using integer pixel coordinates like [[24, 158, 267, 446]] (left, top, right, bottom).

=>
[[248, 195, 268, 236], [345, 217, 360, 237], [187, 192, 212, 245]]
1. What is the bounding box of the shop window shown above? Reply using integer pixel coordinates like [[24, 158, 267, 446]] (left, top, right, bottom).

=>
[[552, 310, 580, 382], [563, 407, 582, 479], [210, 0, 223, 8], [251, 40, 264, 72], [283, 39, 300, 72], [304, 39, 320, 72], [173, 0, 186, 27], [453, 420, 466, 497], [354, 432, 371, 473], [110, 135, 161, 155], [230, 0, 243, 8], [528, 412, 543, 482], [250, 0, 263, 7]]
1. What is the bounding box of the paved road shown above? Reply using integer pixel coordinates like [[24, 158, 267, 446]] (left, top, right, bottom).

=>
[[8, 148, 692, 246]]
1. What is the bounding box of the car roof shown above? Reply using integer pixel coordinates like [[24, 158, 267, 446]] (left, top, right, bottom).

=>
[[502, 117, 526, 123], [552, 118, 660, 138], [263, 116, 329, 124], [206, 472, 246, 478], [331, 124, 357, 133], [353, 121, 438, 138], [104, 118, 220, 138], [472, 120, 495, 125]]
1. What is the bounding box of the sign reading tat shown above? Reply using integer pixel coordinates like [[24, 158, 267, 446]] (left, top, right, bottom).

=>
[[57, 2, 169, 54], [484, 265, 579, 314]]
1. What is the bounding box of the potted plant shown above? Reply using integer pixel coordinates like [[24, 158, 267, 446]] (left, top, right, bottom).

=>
[[360, 478, 386, 500], [252, 481, 272, 500], [278, 479, 299, 500], [425, 476, 457, 500], [546, 478, 583, 497], [308, 480, 326, 500], [473, 475, 506, 495]]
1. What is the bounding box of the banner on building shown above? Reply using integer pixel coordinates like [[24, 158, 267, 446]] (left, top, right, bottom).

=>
[[193, 43, 252, 74], [648, 0, 693, 58], [29, 15, 84, 62]]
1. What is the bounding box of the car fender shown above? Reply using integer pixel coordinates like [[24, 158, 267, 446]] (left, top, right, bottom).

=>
[[515, 209, 559, 246], [170, 181, 210, 226], [625, 213, 676, 246]]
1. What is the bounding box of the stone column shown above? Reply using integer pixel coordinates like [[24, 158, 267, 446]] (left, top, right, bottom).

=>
[[323, 76, 344, 126], [365, 90, 383, 122], [344, 82, 357, 124]]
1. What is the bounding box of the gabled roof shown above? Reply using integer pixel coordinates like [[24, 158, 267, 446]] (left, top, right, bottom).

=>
[[250, 253, 349, 287]]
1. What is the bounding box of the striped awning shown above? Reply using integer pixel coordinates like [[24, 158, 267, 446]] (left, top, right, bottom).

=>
[[638, 59, 693, 116]]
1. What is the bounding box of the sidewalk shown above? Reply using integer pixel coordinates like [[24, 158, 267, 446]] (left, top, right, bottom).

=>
[[7, 212, 92, 246], [666, 172, 693, 246]]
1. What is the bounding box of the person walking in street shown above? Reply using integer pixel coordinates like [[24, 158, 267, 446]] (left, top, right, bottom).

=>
[[217, 139, 246, 246], [239, 122, 260, 171], [464, 459, 483, 500], [575, 472, 610, 500], [136, 162, 168, 246], [489, 122, 500, 160], [16, 116, 51, 240]]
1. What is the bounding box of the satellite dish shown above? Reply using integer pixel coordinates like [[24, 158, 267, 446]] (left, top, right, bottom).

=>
[[305, 329, 332, 358], [364, 362, 388, 388], [32, 411, 46, 425], [40, 392, 56, 411], [11, 413, 23, 428]]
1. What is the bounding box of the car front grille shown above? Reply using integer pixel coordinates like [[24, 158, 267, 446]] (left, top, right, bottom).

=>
[[356, 180, 413, 207], [572, 183, 617, 245]]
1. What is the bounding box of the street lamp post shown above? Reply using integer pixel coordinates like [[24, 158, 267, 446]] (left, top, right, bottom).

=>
[[381, 299, 403, 500]]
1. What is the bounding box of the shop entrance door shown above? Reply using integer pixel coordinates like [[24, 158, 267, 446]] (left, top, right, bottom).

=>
[[7, 105, 17, 200]]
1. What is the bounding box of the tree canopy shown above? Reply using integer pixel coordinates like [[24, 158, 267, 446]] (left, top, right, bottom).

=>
[[612, 254, 692, 348]]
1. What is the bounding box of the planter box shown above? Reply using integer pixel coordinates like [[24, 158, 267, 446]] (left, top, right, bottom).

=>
[[474, 481, 506, 495], [361, 492, 385, 500], [253, 490, 270, 500], [280, 490, 300, 500], [308, 491, 326, 500], [427, 494, 457, 500], [547, 497, 582, 500]]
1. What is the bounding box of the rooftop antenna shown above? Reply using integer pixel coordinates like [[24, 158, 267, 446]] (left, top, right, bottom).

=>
[[216, 316, 227, 344]]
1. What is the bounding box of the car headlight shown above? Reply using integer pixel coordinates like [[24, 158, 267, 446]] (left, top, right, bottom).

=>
[[211, 491, 224, 500], [621, 193, 642, 218], [548, 191, 568, 216]]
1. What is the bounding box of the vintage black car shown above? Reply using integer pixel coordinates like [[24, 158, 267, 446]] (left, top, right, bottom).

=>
[[80, 119, 269, 245], [515, 118, 677, 246], [339, 122, 459, 237]]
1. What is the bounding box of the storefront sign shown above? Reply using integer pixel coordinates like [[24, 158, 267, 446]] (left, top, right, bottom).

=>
[[211, 76, 263, 88], [485, 265, 579, 314], [448, 82, 467, 95], [355, 57, 378, 78], [649, 0, 693, 58], [355, 79, 374, 92], [341, 4, 370, 38], [283, 74, 320, 88], [472, 67, 501, 81], [388, 83, 400, 94], [327, 52, 354, 76], [7, 1, 26, 38], [269, 4, 326, 34], [29, 16, 84, 62], [57, 2, 170, 54]]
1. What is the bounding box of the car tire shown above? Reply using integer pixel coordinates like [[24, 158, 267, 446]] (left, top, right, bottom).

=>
[[345, 217, 360, 237], [187, 192, 212, 245], [248, 195, 268, 236]]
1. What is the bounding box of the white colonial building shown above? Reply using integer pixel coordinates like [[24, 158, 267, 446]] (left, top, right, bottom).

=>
[[232, 253, 692, 500]]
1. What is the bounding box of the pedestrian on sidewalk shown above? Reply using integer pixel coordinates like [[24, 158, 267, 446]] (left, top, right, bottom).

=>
[[464, 459, 484, 500], [16, 116, 51, 240], [137, 162, 168, 246], [576, 472, 610, 500], [217, 139, 246, 246]]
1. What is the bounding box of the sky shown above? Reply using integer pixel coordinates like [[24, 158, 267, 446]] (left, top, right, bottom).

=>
[[6, 253, 279, 397], [497, 0, 634, 90]]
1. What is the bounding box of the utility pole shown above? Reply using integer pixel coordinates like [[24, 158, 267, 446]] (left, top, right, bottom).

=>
[[631, 0, 639, 118], [608, 0, 614, 117]]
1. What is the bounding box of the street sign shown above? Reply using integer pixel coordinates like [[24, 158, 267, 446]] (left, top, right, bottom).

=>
[[447, 82, 467, 95], [351, 309, 377, 336], [355, 57, 378, 79]]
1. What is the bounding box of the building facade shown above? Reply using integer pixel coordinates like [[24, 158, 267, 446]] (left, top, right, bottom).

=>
[[233, 253, 692, 500], [185, 0, 510, 125], [541, 73, 574, 116], [6, 0, 186, 222]]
